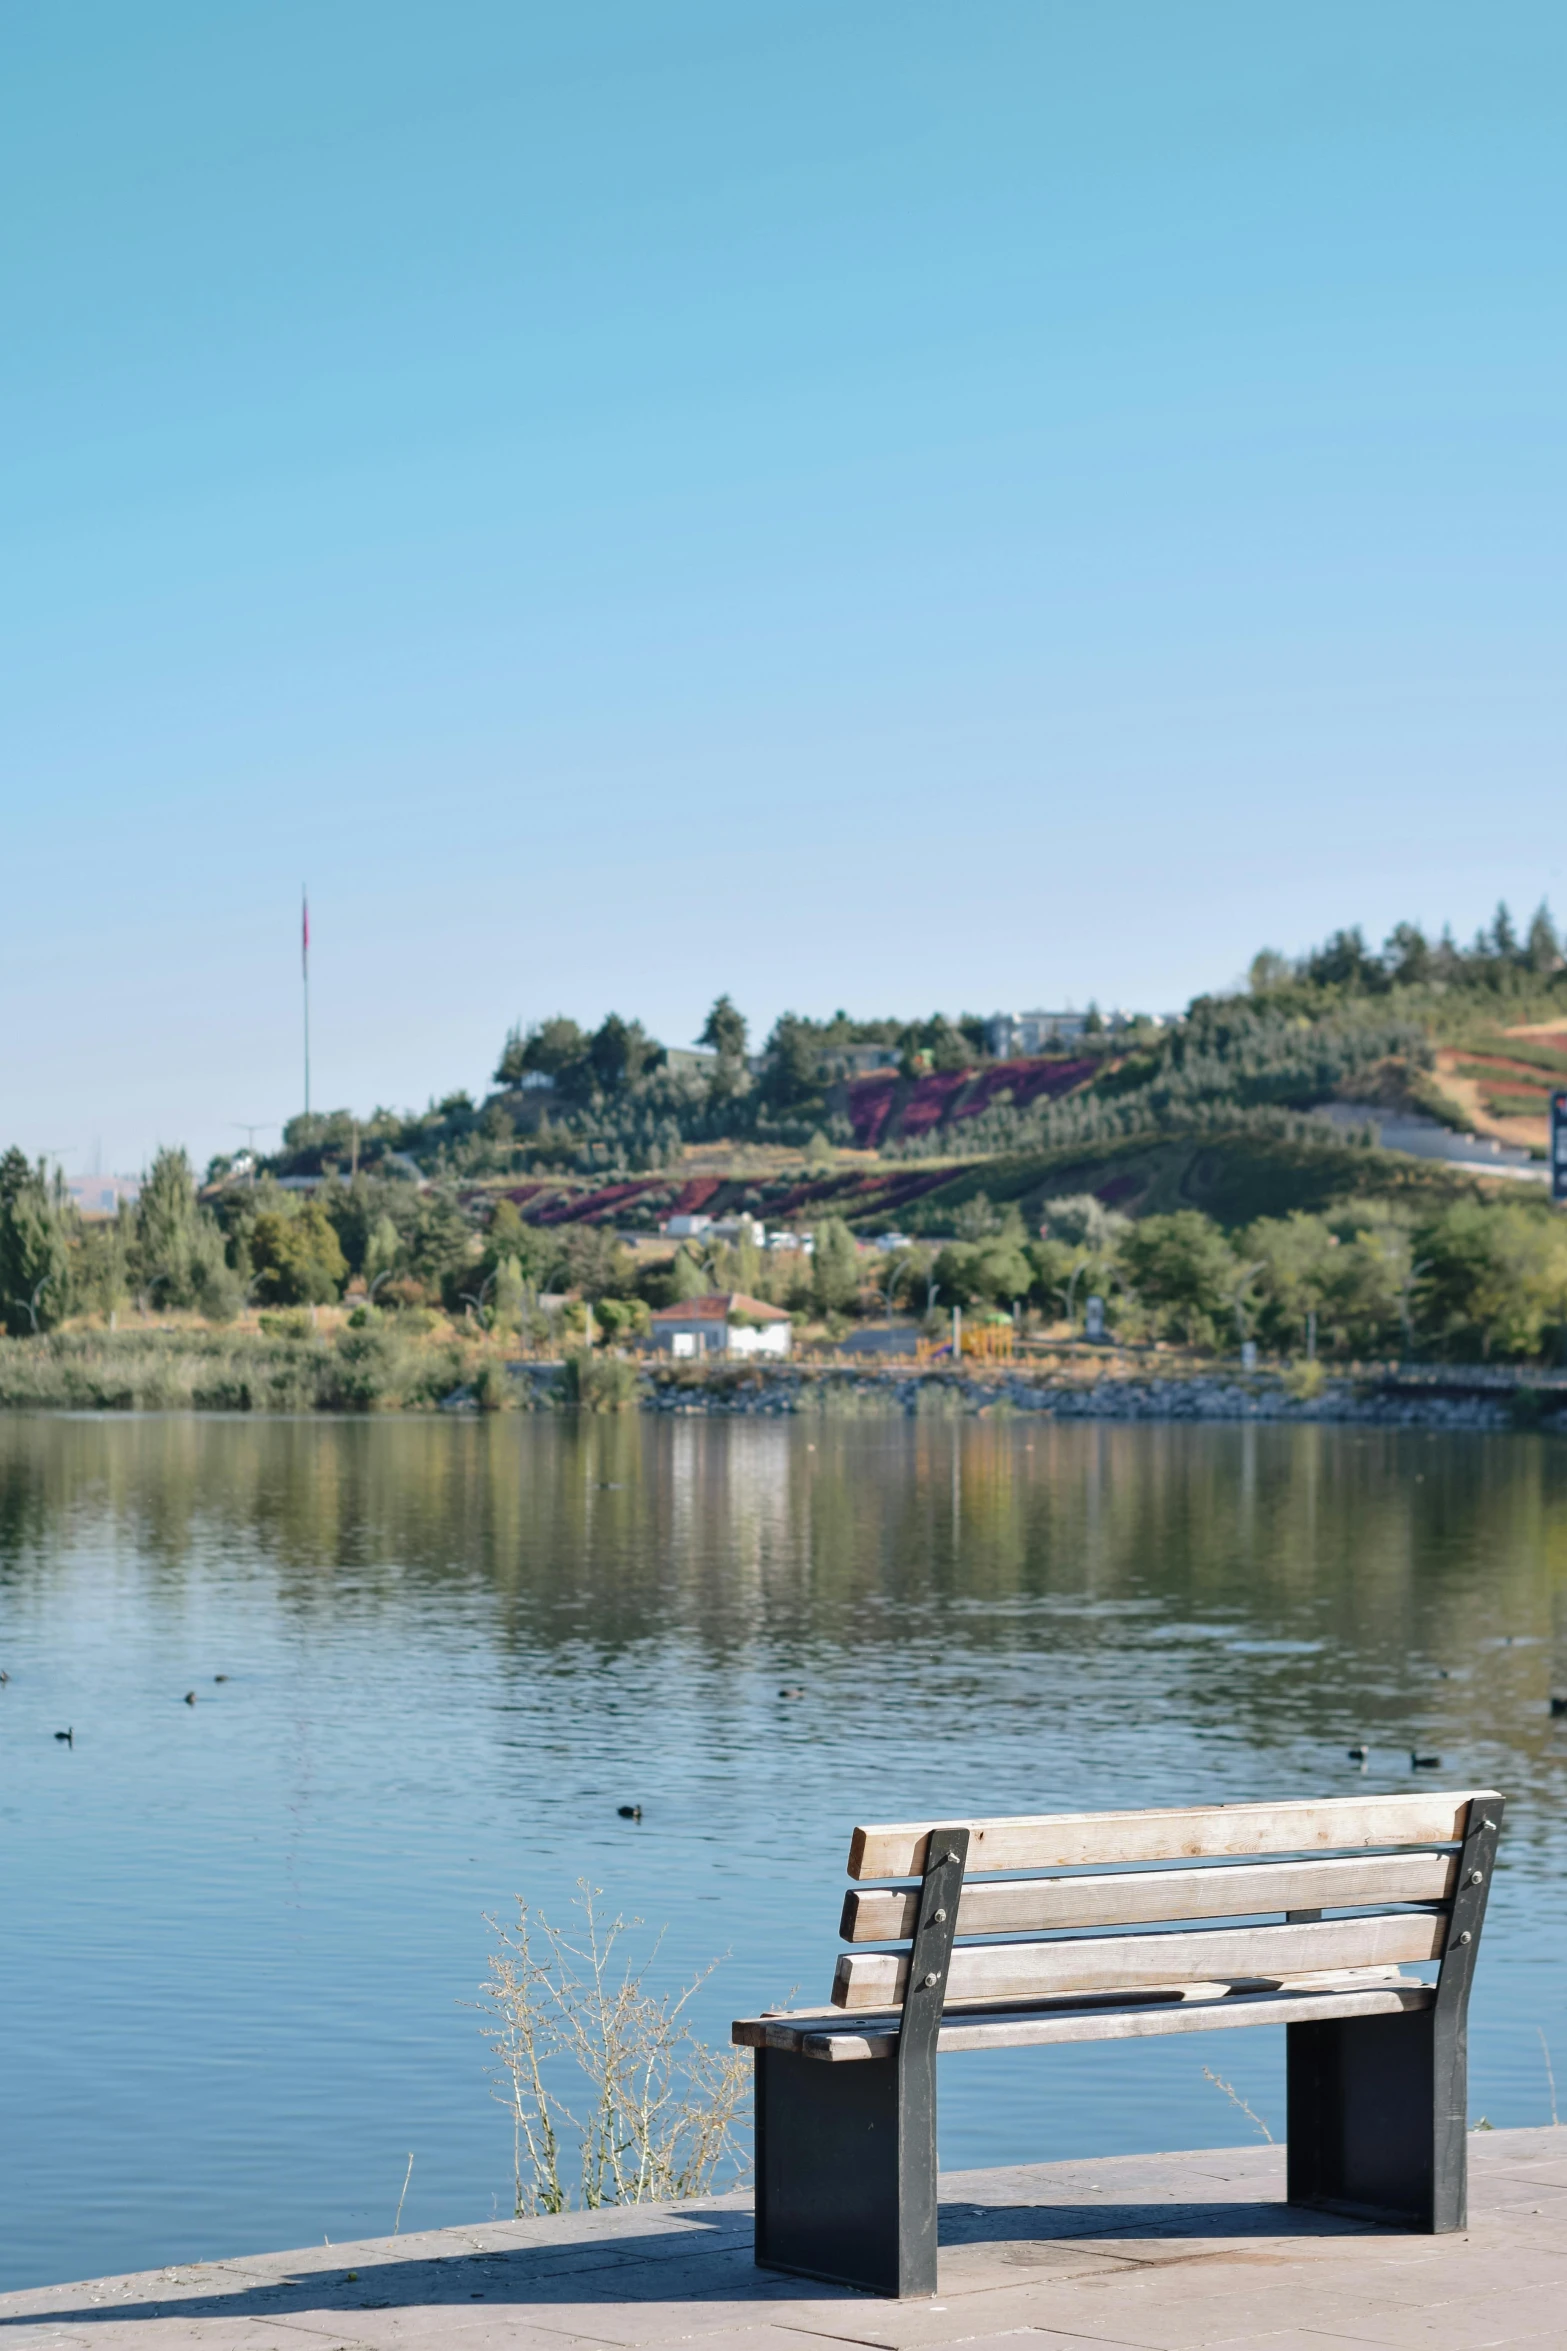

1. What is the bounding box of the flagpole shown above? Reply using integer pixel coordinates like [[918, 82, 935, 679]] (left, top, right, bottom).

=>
[[301, 885, 311, 1116]]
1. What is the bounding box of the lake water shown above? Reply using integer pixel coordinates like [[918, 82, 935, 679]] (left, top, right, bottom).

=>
[[2, 1412, 1565, 2291]]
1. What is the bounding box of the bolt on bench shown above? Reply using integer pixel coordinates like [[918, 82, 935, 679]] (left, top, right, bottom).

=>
[[732, 1791, 1502, 2298]]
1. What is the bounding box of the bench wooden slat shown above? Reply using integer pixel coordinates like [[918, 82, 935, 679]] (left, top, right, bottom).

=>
[[740, 1978, 1435, 2062], [847, 1792, 1493, 1880], [832, 1910, 1446, 2008], [840, 1848, 1459, 1942]]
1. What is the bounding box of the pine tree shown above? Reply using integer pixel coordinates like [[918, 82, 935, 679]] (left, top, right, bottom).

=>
[[0, 1150, 70, 1334], [1525, 902, 1562, 974]]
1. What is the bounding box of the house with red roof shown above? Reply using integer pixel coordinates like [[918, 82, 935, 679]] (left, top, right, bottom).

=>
[[648, 1292, 792, 1360]]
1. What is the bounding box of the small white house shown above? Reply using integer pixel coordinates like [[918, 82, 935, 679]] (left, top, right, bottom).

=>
[[664, 1212, 713, 1238], [649, 1293, 793, 1360]]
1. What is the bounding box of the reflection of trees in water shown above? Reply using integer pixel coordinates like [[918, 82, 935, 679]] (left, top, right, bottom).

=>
[[0, 1415, 1564, 1819]]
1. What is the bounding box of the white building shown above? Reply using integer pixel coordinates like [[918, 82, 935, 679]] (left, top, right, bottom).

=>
[[664, 1212, 712, 1238], [649, 1293, 793, 1360], [985, 1010, 1090, 1056], [986, 1008, 1153, 1056]]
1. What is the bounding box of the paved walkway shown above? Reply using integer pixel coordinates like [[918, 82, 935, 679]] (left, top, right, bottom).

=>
[[3, 2130, 1564, 2351]]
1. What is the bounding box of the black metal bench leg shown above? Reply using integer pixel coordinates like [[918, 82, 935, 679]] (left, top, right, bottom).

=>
[[1286, 2008, 1463, 2230], [755, 2046, 927, 2295], [1286, 1797, 1498, 2235], [754, 1829, 969, 2298]]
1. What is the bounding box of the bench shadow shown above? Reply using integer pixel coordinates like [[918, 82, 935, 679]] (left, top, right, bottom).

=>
[[938, 2196, 1386, 2247], [2, 2197, 1395, 2330]]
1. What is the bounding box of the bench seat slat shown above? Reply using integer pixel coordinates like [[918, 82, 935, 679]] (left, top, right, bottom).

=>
[[832, 1909, 1445, 2008], [841, 1849, 1458, 1942], [848, 1791, 1495, 1880], [738, 1978, 1435, 2062]]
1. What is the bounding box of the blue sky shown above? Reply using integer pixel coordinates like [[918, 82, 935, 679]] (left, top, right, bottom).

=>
[[4, 3, 1564, 1172]]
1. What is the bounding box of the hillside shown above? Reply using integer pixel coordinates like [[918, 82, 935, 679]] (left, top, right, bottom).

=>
[[239, 903, 1567, 1240]]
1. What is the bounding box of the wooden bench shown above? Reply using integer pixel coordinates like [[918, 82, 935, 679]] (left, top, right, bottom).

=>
[[732, 1790, 1503, 2298]]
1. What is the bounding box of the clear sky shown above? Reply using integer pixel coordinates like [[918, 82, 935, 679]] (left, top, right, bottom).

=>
[[4, 2, 1564, 1174]]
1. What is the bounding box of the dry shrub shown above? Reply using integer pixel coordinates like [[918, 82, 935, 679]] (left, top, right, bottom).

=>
[[481, 1884, 750, 2215]]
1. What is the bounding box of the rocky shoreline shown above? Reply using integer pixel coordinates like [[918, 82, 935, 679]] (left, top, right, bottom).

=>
[[511, 1361, 1563, 1430]]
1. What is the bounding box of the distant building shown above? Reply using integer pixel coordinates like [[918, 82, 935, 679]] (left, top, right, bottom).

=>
[[872, 1231, 912, 1252], [985, 1008, 1155, 1056], [64, 1173, 140, 1216], [664, 1212, 712, 1238], [648, 1292, 793, 1360], [985, 1010, 1090, 1056], [663, 1045, 719, 1080]]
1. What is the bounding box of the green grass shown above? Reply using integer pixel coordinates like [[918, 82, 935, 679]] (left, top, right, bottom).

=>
[[881, 1129, 1493, 1235]]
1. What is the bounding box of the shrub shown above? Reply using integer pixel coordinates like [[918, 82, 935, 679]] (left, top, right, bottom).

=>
[[481, 1885, 750, 2215], [257, 1309, 314, 1340], [560, 1350, 640, 1411]]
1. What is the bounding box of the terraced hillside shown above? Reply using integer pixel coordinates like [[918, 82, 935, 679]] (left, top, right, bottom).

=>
[[1435, 1023, 1567, 1148]]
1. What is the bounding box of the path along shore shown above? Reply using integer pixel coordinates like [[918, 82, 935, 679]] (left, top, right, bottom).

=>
[[5, 2129, 1563, 2351]]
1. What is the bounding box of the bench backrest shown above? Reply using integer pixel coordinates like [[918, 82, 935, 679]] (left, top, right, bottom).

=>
[[832, 1792, 1501, 2012]]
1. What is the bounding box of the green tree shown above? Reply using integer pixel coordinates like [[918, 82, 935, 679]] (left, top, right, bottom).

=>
[[559, 1224, 636, 1301], [475, 1198, 556, 1292], [811, 1217, 862, 1314], [1415, 1200, 1567, 1360], [364, 1214, 403, 1296], [898, 1014, 973, 1076], [0, 1150, 71, 1334], [1117, 1213, 1238, 1348], [1525, 902, 1562, 975], [932, 1235, 1034, 1309], [761, 1013, 826, 1111], [492, 1255, 526, 1334], [496, 1017, 593, 1100], [587, 1016, 663, 1095], [130, 1147, 232, 1313], [1381, 923, 1432, 987], [669, 1246, 709, 1301], [249, 1198, 349, 1305], [70, 1212, 132, 1323], [404, 1188, 477, 1297], [698, 994, 748, 1063]]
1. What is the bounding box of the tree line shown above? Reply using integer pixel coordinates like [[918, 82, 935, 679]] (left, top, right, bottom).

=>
[[7, 1144, 1567, 1366]]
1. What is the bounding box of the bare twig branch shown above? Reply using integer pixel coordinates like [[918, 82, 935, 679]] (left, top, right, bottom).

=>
[[478, 1883, 750, 2217], [1201, 2064, 1274, 2143]]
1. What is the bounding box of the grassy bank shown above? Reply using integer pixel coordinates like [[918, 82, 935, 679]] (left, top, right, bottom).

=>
[[0, 1323, 514, 1413]]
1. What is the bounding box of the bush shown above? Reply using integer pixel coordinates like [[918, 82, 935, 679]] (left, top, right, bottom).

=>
[[473, 1358, 519, 1412], [257, 1309, 314, 1340], [559, 1350, 640, 1411]]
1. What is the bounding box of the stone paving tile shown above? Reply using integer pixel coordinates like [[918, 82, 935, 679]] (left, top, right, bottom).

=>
[[8, 2138, 1564, 2351], [753, 2279, 1185, 2351], [1296, 2282, 1567, 2349]]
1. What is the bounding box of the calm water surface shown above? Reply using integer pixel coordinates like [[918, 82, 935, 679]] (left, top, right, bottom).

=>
[[2, 1413, 1565, 2290]]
